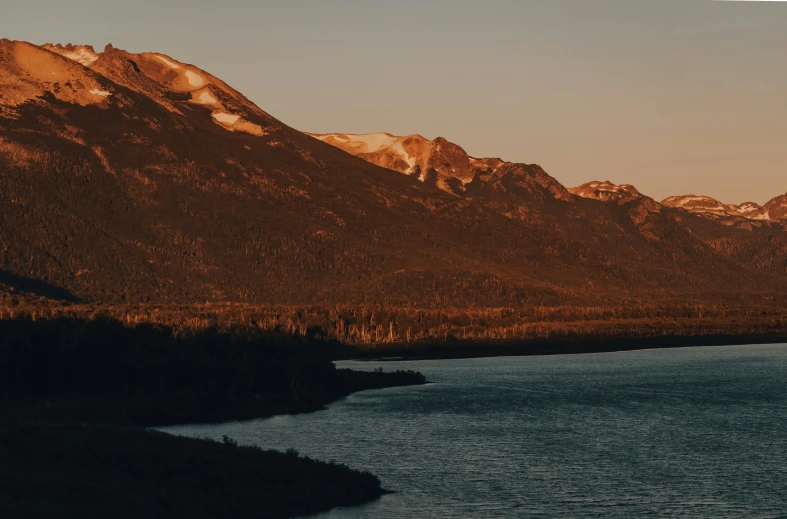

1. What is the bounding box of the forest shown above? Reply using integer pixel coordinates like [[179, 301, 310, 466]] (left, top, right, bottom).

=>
[[4, 298, 786, 348], [0, 315, 425, 518]]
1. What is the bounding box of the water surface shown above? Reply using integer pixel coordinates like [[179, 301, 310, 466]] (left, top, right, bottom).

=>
[[163, 344, 787, 518]]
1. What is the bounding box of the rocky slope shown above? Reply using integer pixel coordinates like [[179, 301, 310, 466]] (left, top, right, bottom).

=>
[[2, 39, 787, 309]]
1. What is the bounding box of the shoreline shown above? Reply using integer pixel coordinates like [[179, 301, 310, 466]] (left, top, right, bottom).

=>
[[0, 316, 427, 519], [338, 333, 787, 362], [1, 373, 426, 519], [0, 420, 393, 519]]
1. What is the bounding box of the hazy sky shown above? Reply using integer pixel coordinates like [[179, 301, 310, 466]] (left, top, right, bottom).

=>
[[4, 0, 786, 203]]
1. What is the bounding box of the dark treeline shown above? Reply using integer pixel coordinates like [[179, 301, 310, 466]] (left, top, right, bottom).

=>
[[5, 299, 787, 347], [0, 316, 425, 425], [0, 423, 385, 519], [0, 315, 426, 518]]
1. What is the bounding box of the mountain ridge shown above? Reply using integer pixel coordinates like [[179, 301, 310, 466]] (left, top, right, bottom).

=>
[[564, 180, 786, 226], [2, 40, 787, 312]]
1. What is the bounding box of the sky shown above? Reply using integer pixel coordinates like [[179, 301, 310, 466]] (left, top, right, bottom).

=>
[[4, 0, 787, 204]]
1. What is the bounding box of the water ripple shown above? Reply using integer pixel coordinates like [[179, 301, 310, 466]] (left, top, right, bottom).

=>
[[162, 344, 787, 518]]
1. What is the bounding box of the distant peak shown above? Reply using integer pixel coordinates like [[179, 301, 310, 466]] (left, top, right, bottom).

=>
[[661, 194, 775, 222], [307, 131, 523, 195], [569, 181, 641, 202], [43, 43, 101, 67]]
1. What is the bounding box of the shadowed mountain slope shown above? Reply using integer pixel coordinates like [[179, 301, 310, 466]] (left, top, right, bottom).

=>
[[2, 40, 787, 309]]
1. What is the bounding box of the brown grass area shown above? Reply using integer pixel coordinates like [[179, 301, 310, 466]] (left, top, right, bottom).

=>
[[0, 136, 48, 166]]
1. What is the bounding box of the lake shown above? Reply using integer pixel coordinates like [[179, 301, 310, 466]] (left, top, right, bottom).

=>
[[162, 344, 787, 518]]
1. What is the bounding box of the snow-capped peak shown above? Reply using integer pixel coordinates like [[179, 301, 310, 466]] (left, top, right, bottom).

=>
[[43, 43, 100, 67], [311, 132, 400, 154], [309, 133, 424, 174], [1, 41, 272, 138], [569, 181, 641, 202], [307, 132, 510, 195], [661, 194, 776, 222]]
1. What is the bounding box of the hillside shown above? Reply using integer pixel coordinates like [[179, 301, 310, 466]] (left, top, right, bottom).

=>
[[2, 40, 787, 314]]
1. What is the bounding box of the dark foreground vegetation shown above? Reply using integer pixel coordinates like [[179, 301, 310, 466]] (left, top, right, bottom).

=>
[[0, 316, 425, 518], [0, 424, 384, 519], [0, 316, 425, 425]]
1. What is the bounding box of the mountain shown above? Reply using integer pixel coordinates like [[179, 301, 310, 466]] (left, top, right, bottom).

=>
[[311, 136, 787, 283], [567, 181, 786, 226], [38, 42, 271, 136], [560, 182, 787, 279], [759, 194, 787, 223], [661, 195, 769, 222], [568, 181, 641, 203], [306, 132, 507, 196], [2, 39, 787, 311]]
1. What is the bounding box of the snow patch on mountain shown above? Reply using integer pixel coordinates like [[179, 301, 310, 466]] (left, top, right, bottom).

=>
[[212, 113, 240, 125], [157, 55, 181, 69], [42, 44, 100, 67], [311, 132, 423, 173], [307, 131, 520, 196], [89, 89, 111, 97], [155, 56, 204, 88], [391, 140, 416, 172], [664, 195, 722, 209], [661, 194, 777, 222], [63, 47, 99, 67], [185, 70, 204, 87], [347, 133, 397, 153], [196, 90, 217, 104], [569, 181, 641, 202], [662, 195, 731, 217], [737, 202, 762, 215]]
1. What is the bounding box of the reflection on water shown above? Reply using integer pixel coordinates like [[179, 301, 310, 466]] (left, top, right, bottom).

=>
[[162, 344, 787, 518]]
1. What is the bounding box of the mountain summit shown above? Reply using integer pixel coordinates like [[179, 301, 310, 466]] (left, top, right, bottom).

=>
[[307, 132, 505, 195], [307, 132, 572, 208], [38, 41, 273, 136], [569, 181, 642, 203], [661, 194, 787, 224]]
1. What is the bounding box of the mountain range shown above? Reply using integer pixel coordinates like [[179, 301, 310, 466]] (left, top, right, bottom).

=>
[[312, 133, 786, 226], [2, 40, 787, 314]]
